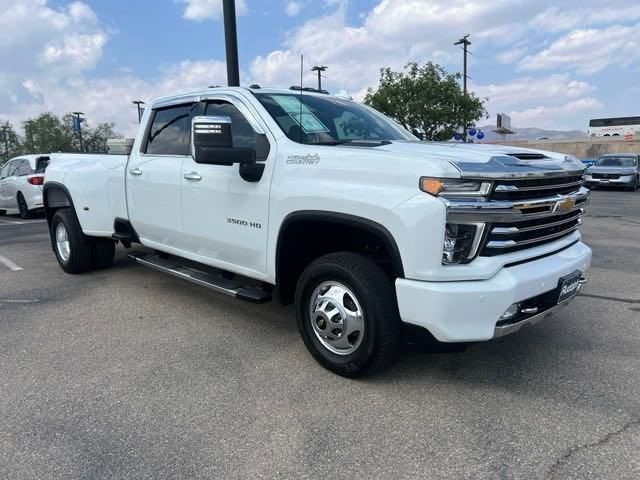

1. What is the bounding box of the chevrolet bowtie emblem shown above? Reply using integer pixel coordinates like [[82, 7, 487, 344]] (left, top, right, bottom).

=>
[[555, 198, 575, 214]]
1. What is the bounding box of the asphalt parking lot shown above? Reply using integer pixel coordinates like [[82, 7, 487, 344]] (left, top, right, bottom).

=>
[[1, 189, 639, 480]]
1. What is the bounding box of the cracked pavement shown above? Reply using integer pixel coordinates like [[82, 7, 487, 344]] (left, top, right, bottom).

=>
[[1, 188, 640, 479]]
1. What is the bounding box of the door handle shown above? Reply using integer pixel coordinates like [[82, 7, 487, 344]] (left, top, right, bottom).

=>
[[129, 168, 143, 176], [184, 172, 202, 181]]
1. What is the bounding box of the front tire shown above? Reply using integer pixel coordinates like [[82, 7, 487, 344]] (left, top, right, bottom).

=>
[[295, 252, 402, 377], [50, 209, 93, 273]]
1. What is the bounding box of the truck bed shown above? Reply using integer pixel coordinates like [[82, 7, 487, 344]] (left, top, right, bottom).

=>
[[46, 153, 129, 237]]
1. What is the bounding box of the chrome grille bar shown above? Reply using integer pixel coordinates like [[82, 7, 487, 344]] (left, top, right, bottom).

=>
[[486, 224, 580, 249], [495, 180, 584, 192]]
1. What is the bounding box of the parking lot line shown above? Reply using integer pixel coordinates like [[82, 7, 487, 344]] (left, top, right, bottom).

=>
[[0, 219, 47, 226], [0, 254, 23, 271]]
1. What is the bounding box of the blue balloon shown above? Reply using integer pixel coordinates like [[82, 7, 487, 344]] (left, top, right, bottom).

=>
[[476, 131, 485, 140], [468, 127, 477, 137], [453, 133, 462, 141]]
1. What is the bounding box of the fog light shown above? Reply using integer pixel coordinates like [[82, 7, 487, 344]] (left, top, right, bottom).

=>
[[500, 303, 520, 321], [442, 223, 483, 265]]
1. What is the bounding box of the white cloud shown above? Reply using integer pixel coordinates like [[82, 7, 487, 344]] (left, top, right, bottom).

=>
[[285, 1, 302, 17], [178, 0, 248, 21], [9, 60, 231, 136], [520, 24, 640, 74], [508, 98, 603, 129], [476, 74, 595, 107], [530, 5, 640, 33]]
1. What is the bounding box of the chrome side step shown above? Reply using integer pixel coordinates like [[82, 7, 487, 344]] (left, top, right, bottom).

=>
[[128, 252, 271, 304]]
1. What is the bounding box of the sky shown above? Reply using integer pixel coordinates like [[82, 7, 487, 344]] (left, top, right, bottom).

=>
[[1, 0, 639, 135]]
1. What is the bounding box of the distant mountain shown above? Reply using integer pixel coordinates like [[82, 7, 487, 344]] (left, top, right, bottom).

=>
[[476, 126, 586, 142]]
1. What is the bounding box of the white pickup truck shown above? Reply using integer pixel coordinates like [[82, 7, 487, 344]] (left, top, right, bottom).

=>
[[44, 86, 591, 376]]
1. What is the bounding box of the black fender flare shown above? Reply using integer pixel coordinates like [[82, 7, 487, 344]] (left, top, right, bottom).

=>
[[275, 210, 405, 284]]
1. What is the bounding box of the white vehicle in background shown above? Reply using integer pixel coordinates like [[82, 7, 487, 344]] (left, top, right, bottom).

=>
[[588, 116, 640, 138], [0, 155, 49, 218]]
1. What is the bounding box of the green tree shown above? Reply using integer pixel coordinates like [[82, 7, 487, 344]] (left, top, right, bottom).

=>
[[24, 113, 118, 154], [0, 121, 24, 161], [364, 62, 488, 141]]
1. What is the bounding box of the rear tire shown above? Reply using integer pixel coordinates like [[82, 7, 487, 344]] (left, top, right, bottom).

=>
[[17, 193, 33, 219], [50, 208, 93, 274], [91, 239, 116, 269], [295, 252, 402, 377]]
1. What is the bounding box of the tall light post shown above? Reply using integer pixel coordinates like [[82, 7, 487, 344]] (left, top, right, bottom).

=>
[[454, 34, 471, 142], [72, 112, 85, 152], [311, 65, 327, 91], [1, 125, 9, 161], [222, 0, 240, 87], [132, 100, 145, 123]]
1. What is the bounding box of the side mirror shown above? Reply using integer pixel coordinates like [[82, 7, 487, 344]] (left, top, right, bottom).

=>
[[191, 115, 256, 166]]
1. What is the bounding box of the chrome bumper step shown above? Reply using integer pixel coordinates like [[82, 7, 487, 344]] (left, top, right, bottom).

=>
[[128, 251, 271, 304]]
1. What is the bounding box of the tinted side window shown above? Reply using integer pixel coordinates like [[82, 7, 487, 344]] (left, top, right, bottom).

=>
[[145, 103, 196, 155], [0, 162, 11, 179], [205, 101, 257, 149], [8, 161, 20, 177], [16, 160, 33, 176]]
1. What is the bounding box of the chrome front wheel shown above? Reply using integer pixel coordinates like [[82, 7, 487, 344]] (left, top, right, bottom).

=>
[[55, 222, 71, 262], [309, 281, 365, 355]]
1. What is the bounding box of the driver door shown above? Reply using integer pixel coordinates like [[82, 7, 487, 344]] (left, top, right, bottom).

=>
[[180, 97, 276, 278]]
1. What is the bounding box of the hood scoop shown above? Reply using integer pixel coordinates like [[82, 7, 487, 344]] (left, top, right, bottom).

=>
[[506, 153, 549, 160]]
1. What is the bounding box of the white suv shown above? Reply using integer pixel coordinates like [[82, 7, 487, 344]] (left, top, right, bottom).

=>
[[0, 155, 49, 218]]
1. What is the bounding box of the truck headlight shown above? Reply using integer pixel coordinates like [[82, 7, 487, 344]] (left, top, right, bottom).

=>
[[420, 177, 491, 197], [442, 223, 485, 265]]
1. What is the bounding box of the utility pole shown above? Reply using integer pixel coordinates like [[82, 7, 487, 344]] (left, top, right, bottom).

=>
[[1, 125, 9, 161], [72, 112, 85, 152], [454, 34, 471, 142], [222, 0, 240, 87], [311, 65, 327, 91], [132, 100, 145, 123]]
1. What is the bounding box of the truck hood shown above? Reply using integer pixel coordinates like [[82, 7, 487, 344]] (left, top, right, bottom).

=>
[[587, 166, 637, 175], [350, 141, 585, 179]]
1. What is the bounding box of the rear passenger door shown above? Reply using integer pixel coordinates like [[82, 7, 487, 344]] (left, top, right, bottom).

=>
[[4, 160, 25, 208], [0, 160, 14, 207], [126, 102, 198, 250]]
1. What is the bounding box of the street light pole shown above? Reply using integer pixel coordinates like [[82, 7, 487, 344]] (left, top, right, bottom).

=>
[[72, 112, 85, 152], [454, 34, 471, 142], [311, 65, 327, 91], [222, 0, 240, 87], [132, 100, 145, 123]]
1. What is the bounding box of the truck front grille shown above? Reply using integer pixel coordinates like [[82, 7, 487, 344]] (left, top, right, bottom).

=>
[[445, 174, 589, 262], [490, 175, 584, 200], [591, 173, 620, 180], [481, 210, 583, 256]]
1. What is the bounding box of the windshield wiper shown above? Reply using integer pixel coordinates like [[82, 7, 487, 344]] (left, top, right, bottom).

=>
[[307, 140, 392, 147]]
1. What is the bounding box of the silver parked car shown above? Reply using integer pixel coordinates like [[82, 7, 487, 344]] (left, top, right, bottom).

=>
[[585, 154, 640, 191]]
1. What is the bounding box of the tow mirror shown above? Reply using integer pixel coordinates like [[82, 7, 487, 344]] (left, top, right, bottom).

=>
[[191, 115, 256, 166]]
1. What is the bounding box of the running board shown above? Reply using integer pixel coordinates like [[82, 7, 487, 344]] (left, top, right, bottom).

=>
[[128, 252, 271, 304]]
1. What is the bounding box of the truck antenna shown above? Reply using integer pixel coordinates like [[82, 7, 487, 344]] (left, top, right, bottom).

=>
[[299, 54, 304, 144]]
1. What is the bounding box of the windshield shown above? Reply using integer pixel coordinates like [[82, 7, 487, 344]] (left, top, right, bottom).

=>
[[254, 93, 416, 145], [595, 156, 637, 167]]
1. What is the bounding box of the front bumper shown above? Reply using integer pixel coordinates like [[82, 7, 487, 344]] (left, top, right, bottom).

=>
[[396, 241, 592, 342]]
